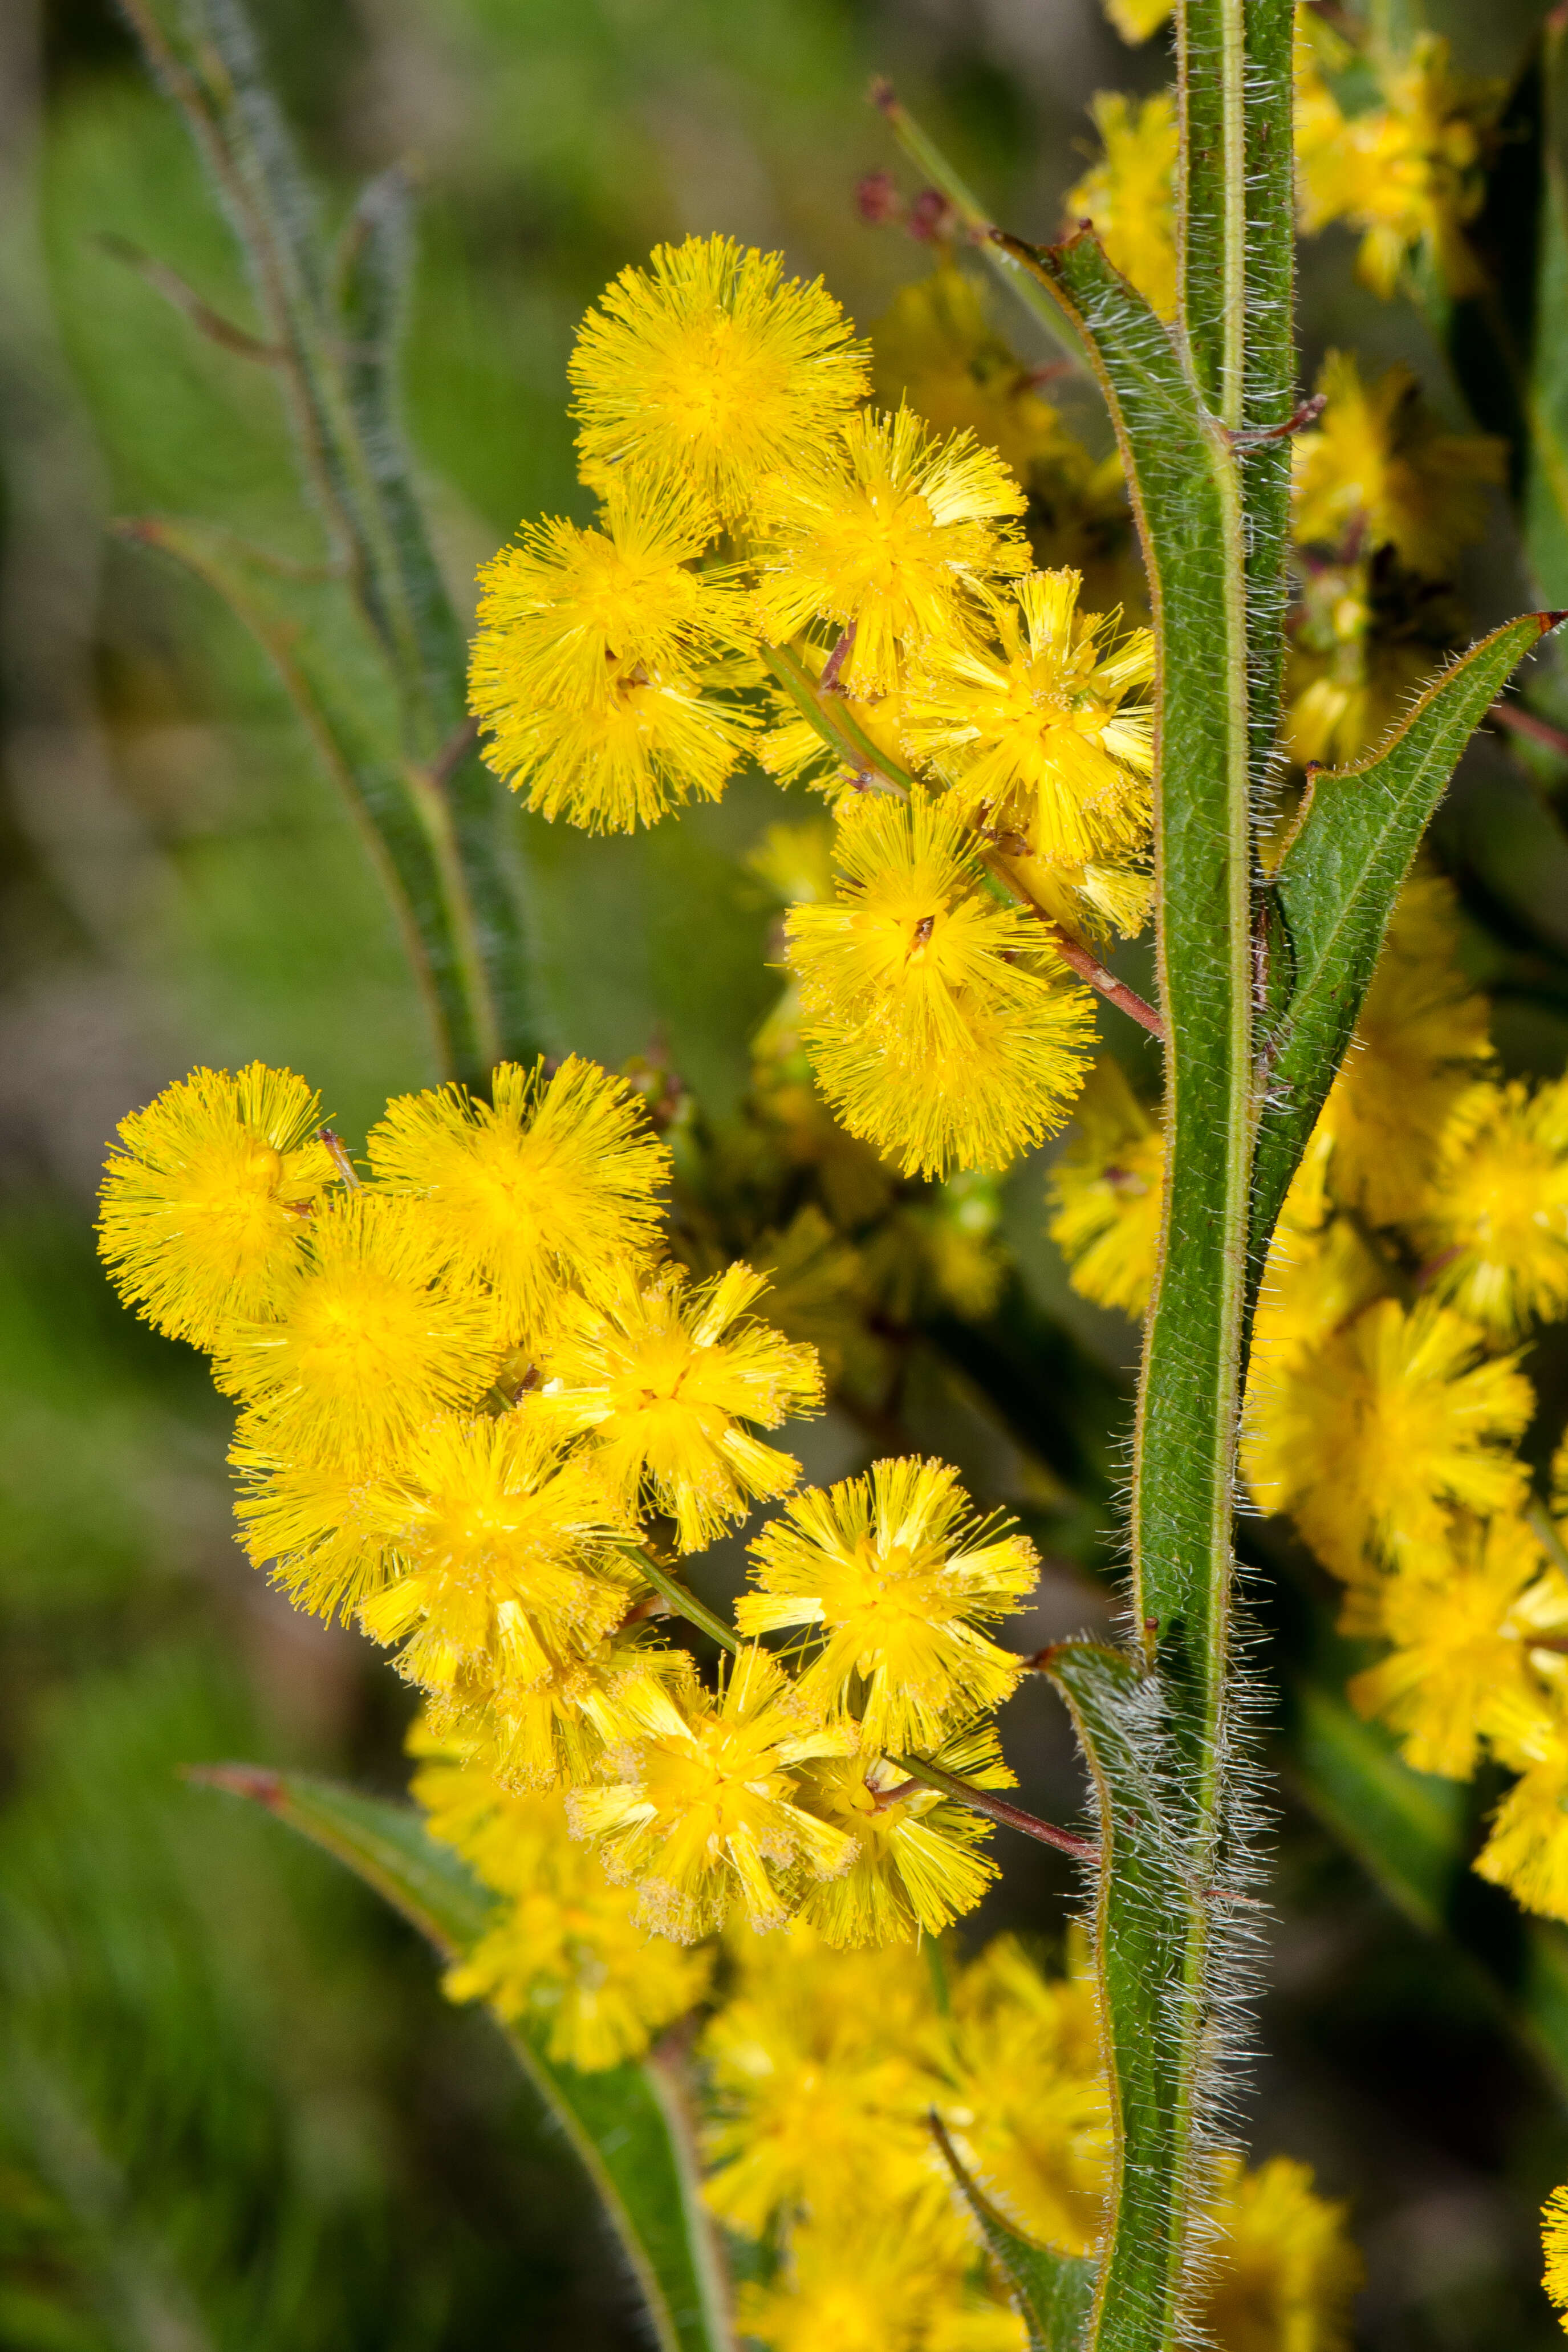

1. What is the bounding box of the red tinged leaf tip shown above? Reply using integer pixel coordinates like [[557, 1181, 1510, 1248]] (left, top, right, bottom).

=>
[[1540, 611, 1568, 633], [183, 1761, 287, 1810], [868, 75, 896, 114]]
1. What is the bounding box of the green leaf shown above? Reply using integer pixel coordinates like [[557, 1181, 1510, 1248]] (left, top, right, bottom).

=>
[[121, 513, 499, 1084], [1041, 1642, 1199, 2352], [1528, 16, 1568, 604], [1253, 612, 1559, 1259], [333, 165, 469, 743], [120, 0, 545, 1073], [191, 1767, 733, 2352], [931, 2115, 1095, 2350]]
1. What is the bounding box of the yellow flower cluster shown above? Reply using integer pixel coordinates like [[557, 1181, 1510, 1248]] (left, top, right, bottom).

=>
[[1051, 879, 1568, 1929], [1070, 14, 1502, 322], [703, 1923, 1359, 2352], [470, 231, 1163, 1179], [1295, 23, 1502, 303], [1286, 352, 1504, 767], [99, 1058, 1050, 1958]]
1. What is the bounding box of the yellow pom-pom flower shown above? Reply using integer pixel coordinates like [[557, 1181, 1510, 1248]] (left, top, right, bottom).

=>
[[1315, 874, 1492, 1229], [1244, 1295, 1532, 1584], [700, 1924, 942, 2235], [540, 1261, 822, 1553], [367, 1055, 669, 1346], [785, 790, 1095, 1181], [1200, 2152, 1363, 2352], [736, 2204, 988, 2352], [231, 1446, 400, 1622], [1474, 1701, 1568, 1922], [738, 1456, 1037, 1750], [751, 405, 1029, 697], [214, 1191, 506, 1472], [1064, 93, 1178, 320], [1542, 2183, 1568, 2330], [1047, 1056, 1165, 1318], [568, 1644, 855, 1942], [469, 471, 745, 724], [1415, 1077, 1568, 1335], [98, 1063, 337, 1349], [355, 1406, 642, 1698], [902, 570, 1154, 868], [425, 1631, 696, 1794], [568, 234, 870, 517], [944, 1933, 1110, 2259], [1295, 34, 1501, 302], [1348, 1516, 1568, 1780], [790, 1724, 1014, 1946], [471, 656, 757, 834], [1292, 353, 1505, 578], [413, 1742, 710, 2069]]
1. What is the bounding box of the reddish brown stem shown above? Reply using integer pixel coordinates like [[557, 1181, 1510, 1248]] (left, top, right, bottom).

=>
[[894, 1752, 1100, 1862], [1489, 700, 1568, 762]]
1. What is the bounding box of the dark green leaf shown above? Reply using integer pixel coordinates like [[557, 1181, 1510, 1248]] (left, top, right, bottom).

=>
[[1254, 613, 1558, 1259], [192, 1768, 734, 2352], [931, 2115, 1095, 2350], [931, 2113, 1094, 2349]]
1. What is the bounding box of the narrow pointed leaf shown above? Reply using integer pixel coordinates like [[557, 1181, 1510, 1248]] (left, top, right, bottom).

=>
[[931, 2115, 1095, 2349], [1253, 612, 1559, 1257], [190, 1768, 732, 2352], [120, 513, 498, 1083]]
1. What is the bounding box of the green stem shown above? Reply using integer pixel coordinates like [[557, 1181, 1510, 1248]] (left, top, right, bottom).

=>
[[869, 83, 1088, 368], [632, 1554, 742, 1656]]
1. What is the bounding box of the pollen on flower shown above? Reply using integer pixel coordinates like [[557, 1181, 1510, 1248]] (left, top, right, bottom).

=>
[[901, 569, 1155, 870], [472, 656, 758, 833], [567, 1646, 855, 1941], [568, 234, 870, 516], [213, 1190, 506, 1473], [737, 1455, 1037, 1750], [790, 1723, 1014, 1945], [751, 405, 1029, 697], [98, 1063, 338, 1348], [355, 1406, 643, 1699], [413, 1735, 711, 2070], [469, 471, 747, 724], [1065, 92, 1179, 319], [231, 1445, 400, 1622], [785, 789, 1095, 1181], [539, 1261, 823, 1553], [367, 1056, 669, 1345]]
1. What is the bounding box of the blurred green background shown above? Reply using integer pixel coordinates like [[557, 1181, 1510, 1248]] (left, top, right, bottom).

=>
[[1, 1, 1565, 2344]]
